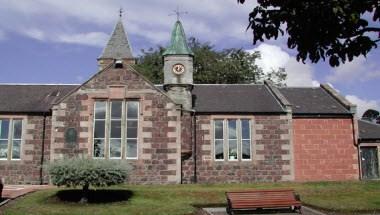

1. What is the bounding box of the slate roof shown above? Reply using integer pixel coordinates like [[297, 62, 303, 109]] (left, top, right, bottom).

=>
[[0, 84, 77, 113], [0, 83, 354, 115], [191, 84, 284, 113], [358, 120, 380, 140], [279, 87, 351, 115], [99, 18, 134, 59]]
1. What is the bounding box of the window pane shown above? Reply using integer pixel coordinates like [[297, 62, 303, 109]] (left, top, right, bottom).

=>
[[127, 102, 139, 119], [242, 140, 251, 160], [127, 127, 138, 138], [93, 139, 105, 158], [214, 120, 223, 139], [0, 140, 8, 159], [228, 120, 237, 139], [94, 120, 105, 138], [111, 101, 122, 119], [127, 120, 138, 128], [127, 120, 138, 138], [110, 121, 121, 138], [94, 101, 106, 119], [12, 140, 21, 159], [228, 140, 237, 160], [13, 120, 22, 139], [110, 139, 121, 158], [0, 119, 9, 139], [215, 139, 224, 160], [126, 139, 137, 158], [241, 120, 250, 140]]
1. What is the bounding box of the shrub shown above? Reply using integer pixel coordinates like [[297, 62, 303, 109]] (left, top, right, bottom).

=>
[[48, 158, 130, 203]]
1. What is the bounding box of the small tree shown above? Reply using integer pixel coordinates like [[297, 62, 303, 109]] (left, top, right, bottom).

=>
[[48, 158, 130, 203]]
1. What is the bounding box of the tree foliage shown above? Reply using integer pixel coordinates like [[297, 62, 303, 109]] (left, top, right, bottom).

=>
[[238, 0, 380, 67], [48, 158, 130, 203], [362, 109, 380, 123], [135, 37, 286, 85]]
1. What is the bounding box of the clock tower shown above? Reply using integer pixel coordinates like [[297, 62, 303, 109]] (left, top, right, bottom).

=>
[[163, 20, 194, 110]]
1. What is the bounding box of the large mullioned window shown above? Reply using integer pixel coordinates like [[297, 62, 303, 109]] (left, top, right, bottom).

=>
[[0, 119, 23, 160], [213, 119, 251, 161], [93, 100, 139, 159]]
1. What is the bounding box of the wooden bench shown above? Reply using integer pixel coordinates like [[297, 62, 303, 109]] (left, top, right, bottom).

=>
[[226, 189, 302, 214]]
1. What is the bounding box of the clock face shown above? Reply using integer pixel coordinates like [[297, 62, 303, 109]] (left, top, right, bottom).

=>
[[172, 64, 185, 75]]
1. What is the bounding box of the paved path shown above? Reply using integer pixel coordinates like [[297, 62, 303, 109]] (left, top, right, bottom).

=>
[[2, 185, 51, 199], [202, 206, 327, 215]]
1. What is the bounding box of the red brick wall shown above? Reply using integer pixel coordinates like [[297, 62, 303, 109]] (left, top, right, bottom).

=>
[[293, 118, 359, 181]]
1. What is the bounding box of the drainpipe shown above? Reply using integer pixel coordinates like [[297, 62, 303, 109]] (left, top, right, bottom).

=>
[[39, 113, 47, 185], [191, 110, 197, 183], [352, 116, 362, 180]]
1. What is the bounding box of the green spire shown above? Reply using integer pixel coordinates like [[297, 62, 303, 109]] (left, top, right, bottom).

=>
[[163, 21, 193, 56]]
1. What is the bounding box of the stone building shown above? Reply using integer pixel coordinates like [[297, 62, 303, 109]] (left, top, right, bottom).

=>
[[0, 18, 360, 184]]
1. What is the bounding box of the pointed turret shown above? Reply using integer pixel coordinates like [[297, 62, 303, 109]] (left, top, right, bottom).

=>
[[163, 20, 194, 110], [163, 21, 193, 56], [98, 18, 135, 70]]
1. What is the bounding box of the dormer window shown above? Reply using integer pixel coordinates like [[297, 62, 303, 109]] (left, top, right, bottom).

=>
[[114, 59, 123, 68]]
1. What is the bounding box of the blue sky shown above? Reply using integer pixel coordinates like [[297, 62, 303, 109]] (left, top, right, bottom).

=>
[[0, 0, 379, 116]]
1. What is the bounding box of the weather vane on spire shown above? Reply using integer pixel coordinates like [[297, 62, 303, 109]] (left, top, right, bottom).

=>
[[119, 7, 123, 18], [169, 6, 188, 21]]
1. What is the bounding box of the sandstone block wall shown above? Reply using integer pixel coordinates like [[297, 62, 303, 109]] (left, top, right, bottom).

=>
[[0, 115, 51, 184], [190, 114, 294, 183], [51, 65, 181, 184]]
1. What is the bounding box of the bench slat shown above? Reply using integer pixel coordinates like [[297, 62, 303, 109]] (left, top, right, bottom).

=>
[[225, 189, 302, 214]]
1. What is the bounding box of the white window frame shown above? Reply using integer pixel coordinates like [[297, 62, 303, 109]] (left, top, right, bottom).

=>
[[213, 118, 252, 162], [125, 101, 139, 160], [0, 118, 23, 161], [214, 119, 225, 161], [93, 101, 107, 159], [10, 119, 23, 160], [93, 100, 139, 160], [240, 119, 252, 161], [108, 100, 123, 159], [227, 119, 238, 161]]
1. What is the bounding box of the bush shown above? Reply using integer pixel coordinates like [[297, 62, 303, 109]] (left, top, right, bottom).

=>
[[48, 158, 130, 203]]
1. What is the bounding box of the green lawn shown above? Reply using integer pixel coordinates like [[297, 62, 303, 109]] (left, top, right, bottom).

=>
[[2, 181, 380, 215]]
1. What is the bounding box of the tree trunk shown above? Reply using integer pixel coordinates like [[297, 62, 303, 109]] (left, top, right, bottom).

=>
[[80, 184, 89, 203]]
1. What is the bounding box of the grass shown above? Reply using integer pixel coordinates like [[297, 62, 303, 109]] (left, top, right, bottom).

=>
[[2, 181, 380, 215]]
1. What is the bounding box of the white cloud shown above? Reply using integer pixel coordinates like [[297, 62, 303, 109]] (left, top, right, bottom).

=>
[[346, 95, 380, 117], [57, 32, 109, 47], [327, 56, 380, 84], [24, 28, 45, 41], [0, 0, 256, 48], [249, 43, 319, 87]]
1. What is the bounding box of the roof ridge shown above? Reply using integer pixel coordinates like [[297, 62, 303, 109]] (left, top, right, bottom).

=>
[[193, 84, 264, 86], [0, 83, 80, 86], [280, 86, 320, 89], [359, 119, 380, 127]]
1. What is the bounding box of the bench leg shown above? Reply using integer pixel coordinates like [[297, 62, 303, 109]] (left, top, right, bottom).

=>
[[226, 205, 234, 215], [226, 206, 230, 215], [297, 206, 303, 214]]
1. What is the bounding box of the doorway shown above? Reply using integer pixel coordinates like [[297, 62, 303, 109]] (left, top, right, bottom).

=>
[[360, 147, 380, 179]]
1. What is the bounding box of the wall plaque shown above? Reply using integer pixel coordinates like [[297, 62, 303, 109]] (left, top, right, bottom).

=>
[[65, 127, 77, 146]]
